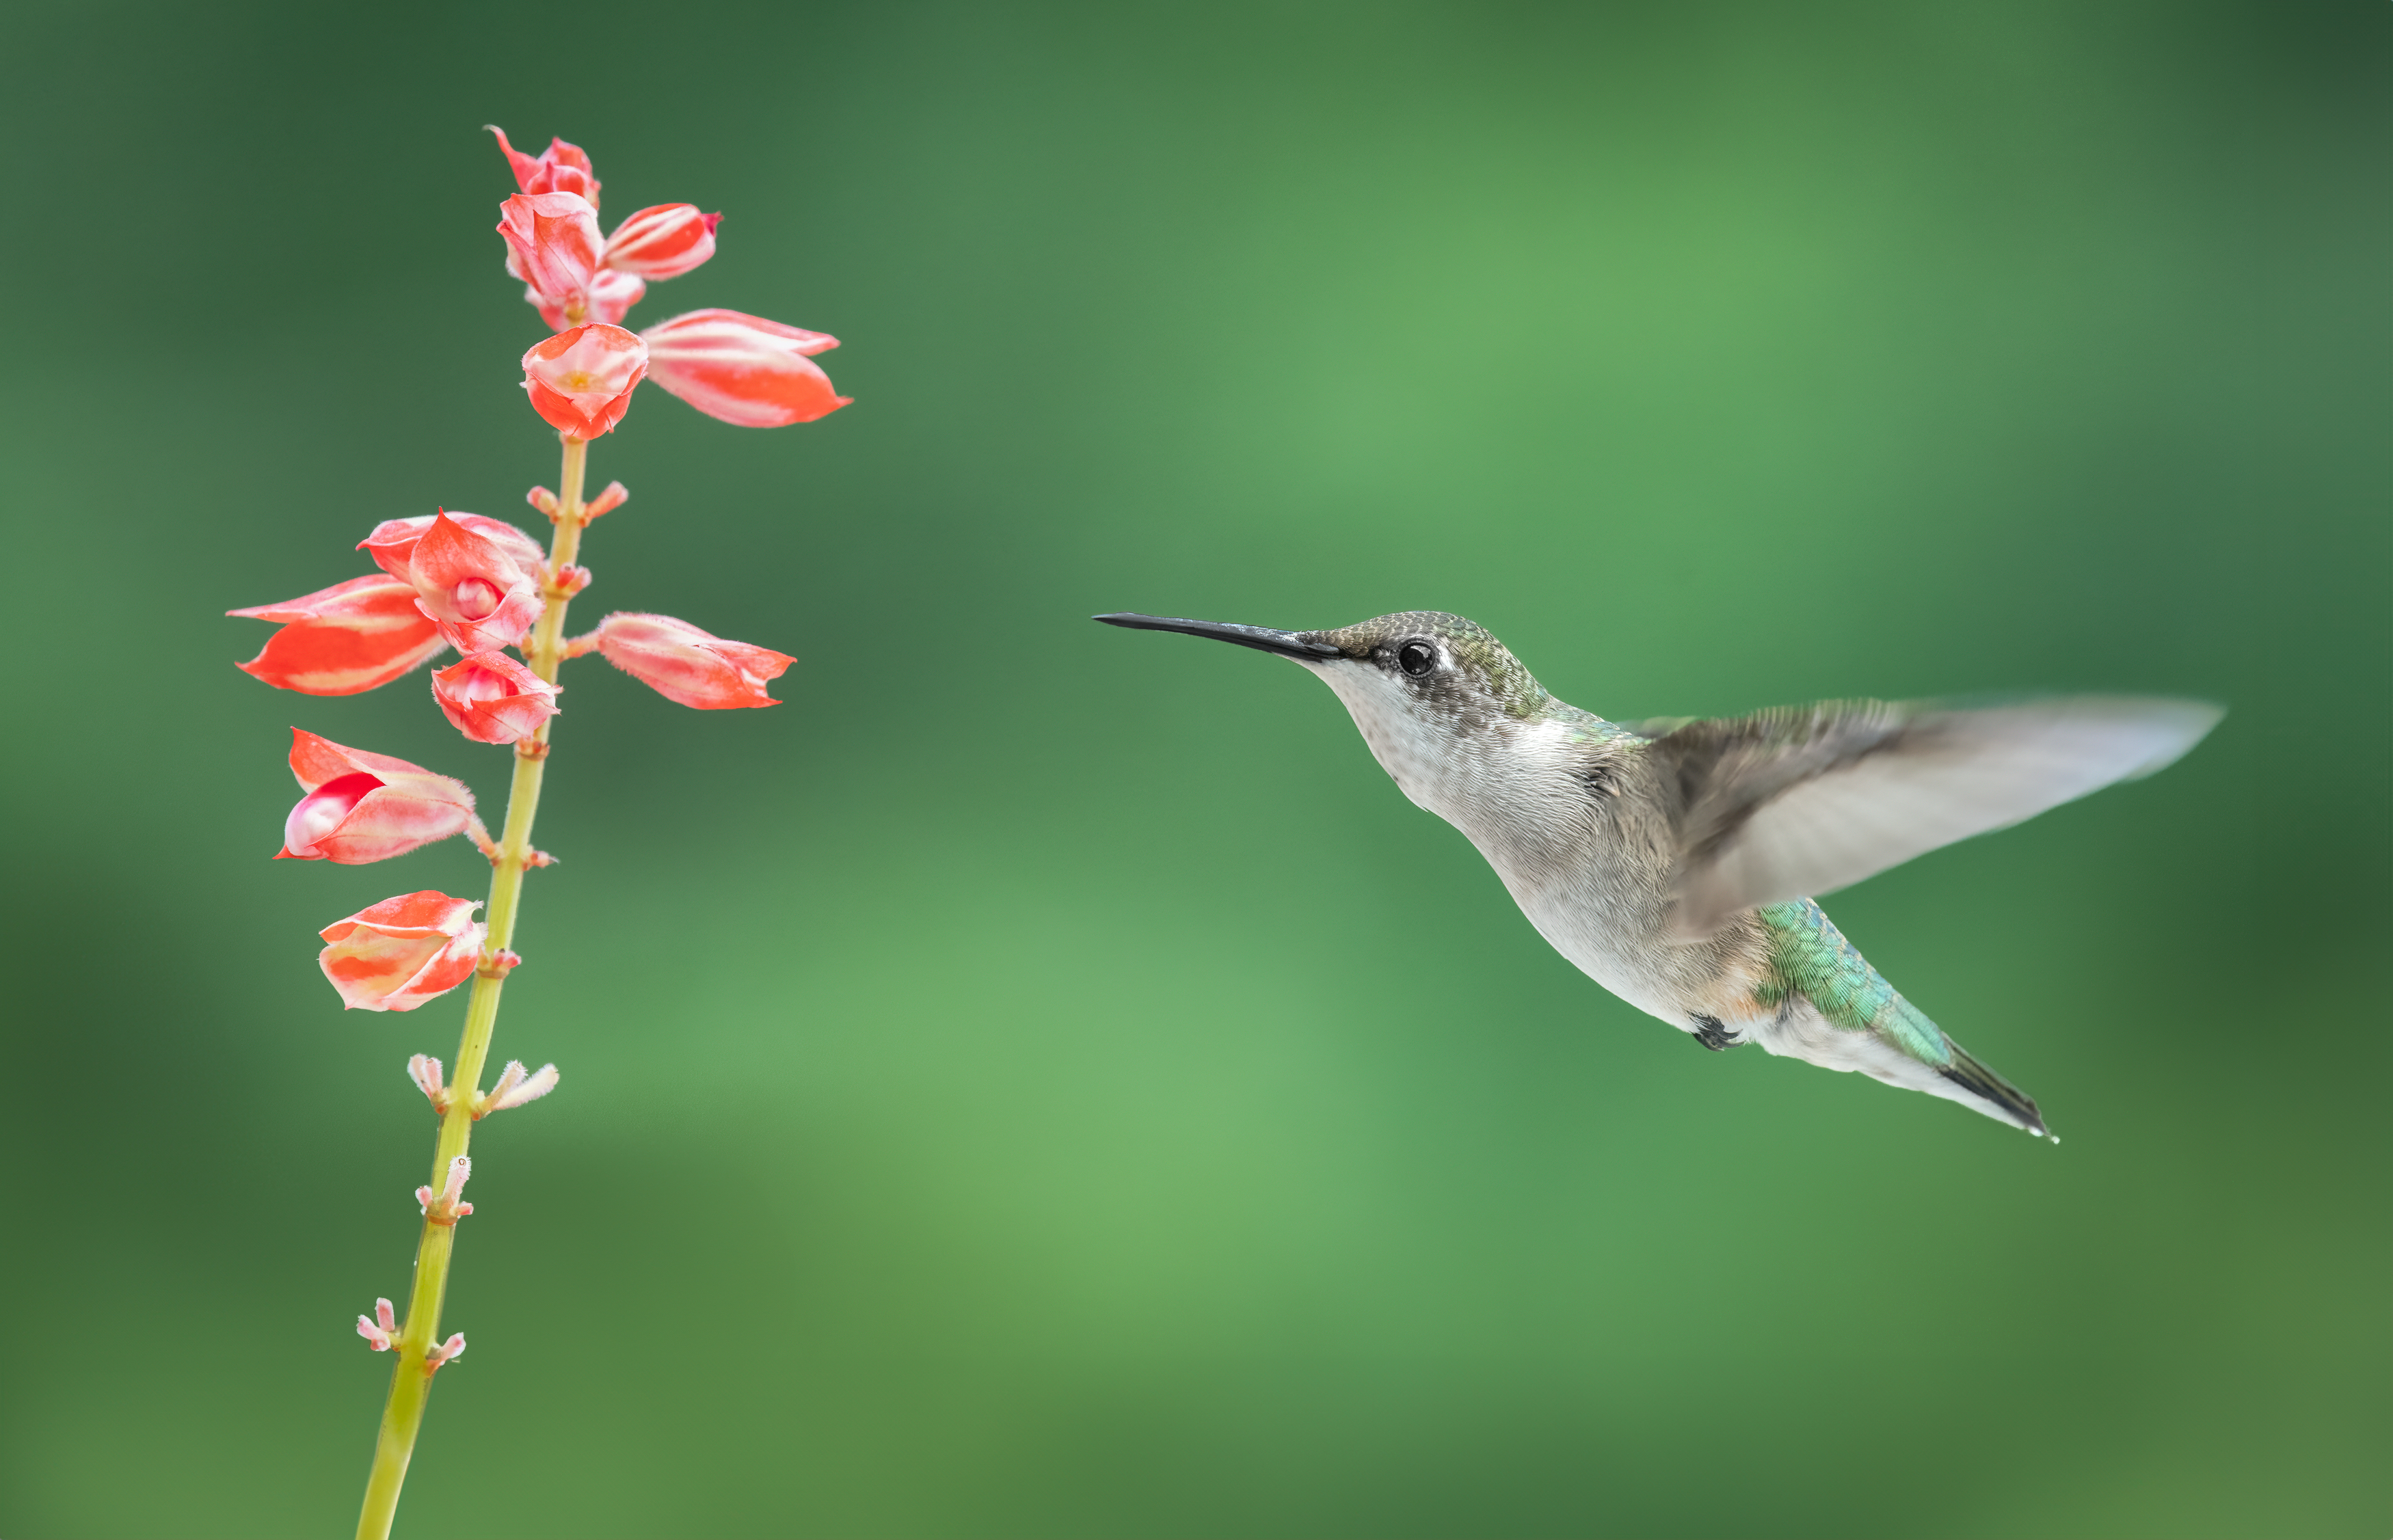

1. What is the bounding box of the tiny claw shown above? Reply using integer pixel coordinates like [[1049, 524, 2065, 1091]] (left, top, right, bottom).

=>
[[526, 486, 562, 522], [582, 481, 628, 522]]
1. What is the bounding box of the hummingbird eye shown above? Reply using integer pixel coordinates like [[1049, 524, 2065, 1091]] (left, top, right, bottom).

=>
[[1396, 640, 1437, 678]]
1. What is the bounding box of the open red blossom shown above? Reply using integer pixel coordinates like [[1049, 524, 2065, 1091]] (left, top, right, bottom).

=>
[[230, 575, 444, 696], [279, 729, 476, 863], [639, 309, 848, 427], [405, 513, 544, 653], [602, 204, 720, 280], [522, 323, 647, 439], [498, 192, 604, 325], [529, 267, 644, 332], [361, 511, 546, 581], [589, 612, 794, 709], [319, 891, 485, 1012], [432, 653, 560, 744], [487, 126, 599, 208]]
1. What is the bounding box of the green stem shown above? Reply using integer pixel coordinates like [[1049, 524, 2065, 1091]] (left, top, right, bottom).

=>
[[356, 434, 590, 1540]]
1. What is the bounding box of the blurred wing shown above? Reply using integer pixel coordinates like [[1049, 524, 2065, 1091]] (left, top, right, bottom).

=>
[[1646, 696, 2222, 938]]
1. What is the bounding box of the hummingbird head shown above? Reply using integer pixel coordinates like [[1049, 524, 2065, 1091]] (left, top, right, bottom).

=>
[[1094, 610, 1557, 811]]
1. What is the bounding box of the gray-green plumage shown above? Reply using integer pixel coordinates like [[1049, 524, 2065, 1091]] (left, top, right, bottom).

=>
[[1099, 608, 2221, 1137]]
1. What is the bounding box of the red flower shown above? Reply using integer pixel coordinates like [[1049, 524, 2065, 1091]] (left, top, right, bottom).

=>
[[498, 192, 604, 326], [529, 268, 645, 333], [589, 612, 794, 709], [278, 728, 477, 863], [404, 513, 544, 653], [318, 891, 485, 1012], [432, 653, 561, 744], [230, 575, 444, 696], [522, 324, 647, 440], [487, 126, 600, 208], [602, 204, 720, 280], [360, 511, 546, 581], [639, 309, 848, 427]]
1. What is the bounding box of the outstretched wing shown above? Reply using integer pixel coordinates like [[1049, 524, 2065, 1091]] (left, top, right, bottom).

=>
[[1635, 696, 2222, 938]]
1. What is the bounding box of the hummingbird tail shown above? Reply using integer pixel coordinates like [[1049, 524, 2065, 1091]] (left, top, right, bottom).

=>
[[1936, 1042, 2048, 1139]]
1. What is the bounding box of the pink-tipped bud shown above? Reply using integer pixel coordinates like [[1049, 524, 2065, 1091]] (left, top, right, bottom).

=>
[[526, 486, 563, 521], [425, 1332, 467, 1375], [602, 203, 720, 280], [407, 1054, 448, 1111], [357, 1297, 398, 1351], [591, 612, 794, 710], [551, 565, 591, 598], [639, 308, 847, 427], [583, 481, 629, 521], [416, 1154, 474, 1224], [489, 126, 598, 208], [320, 893, 484, 1012], [431, 652, 560, 745], [277, 729, 476, 863], [479, 1060, 560, 1117]]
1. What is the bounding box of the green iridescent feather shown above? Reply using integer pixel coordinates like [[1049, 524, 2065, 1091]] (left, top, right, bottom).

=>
[[1754, 899, 1951, 1067]]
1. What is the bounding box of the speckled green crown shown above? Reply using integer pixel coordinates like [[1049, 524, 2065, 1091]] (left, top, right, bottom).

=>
[[1303, 611, 1553, 720]]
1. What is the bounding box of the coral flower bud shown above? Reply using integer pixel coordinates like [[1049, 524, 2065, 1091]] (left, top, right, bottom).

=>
[[318, 891, 485, 1012], [522, 324, 647, 440], [278, 728, 476, 863], [431, 653, 560, 744], [230, 576, 445, 696], [591, 612, 794, 709], [639, 309, 848, 427], [528, 267, 644, 332], [488, 126, 598, 208], [358, 1298, 398, 1351], [602, 204, 721, 280], [498, 192, 604, 325], [360, 511, 546, 581], [405, 513, 544, 653]]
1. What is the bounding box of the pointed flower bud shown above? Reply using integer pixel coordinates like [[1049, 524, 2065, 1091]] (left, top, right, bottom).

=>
[[488, 126, 598, 208], [230, 575, 444, 696], [405, 513, 544, 653], [479, 1059, 560, 1116], [361, 511, 546, 582], [319, 891, 484, 1012], [640, 309, 848, 427], [603, 204, 720, 280], [278, 729, 476, 863], [358, 1297, 398, 1351], [590, 612, 794, 709], [498, 192, 604, 326], [417, 1154, 473, 1222], [408, 1053, 449, 1113], [529, 267, 644, 332], [583, 481, 629, 522], [522, 323, 647, 440], [431, 652, 560, 744], [424, 1332, 467, 1375]]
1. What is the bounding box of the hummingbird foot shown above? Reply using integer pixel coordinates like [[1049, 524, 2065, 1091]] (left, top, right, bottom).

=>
[[1688, 1014, 1743, 1051]]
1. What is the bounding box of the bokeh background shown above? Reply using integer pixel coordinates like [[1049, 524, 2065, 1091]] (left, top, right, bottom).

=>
[[1, 1, 2383, 1535]]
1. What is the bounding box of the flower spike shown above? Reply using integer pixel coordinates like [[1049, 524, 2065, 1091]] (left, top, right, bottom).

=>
[[358, 1298, 399, 1351], [417, 1154, 473, 1224], [477, 1060, 560, 1118]]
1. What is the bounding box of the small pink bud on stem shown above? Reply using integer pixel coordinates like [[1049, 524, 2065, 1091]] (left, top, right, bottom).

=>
[[583, 481, 629, 521], [527, 485, 563, 521], [357, 1297, 399, 1351], [417, 1155, 474, 1224], [550, 564, 592, 599], [424, 1333, 467, 1377], [475, 1060, 561, 1118], [407, 1054, 449, 1113]]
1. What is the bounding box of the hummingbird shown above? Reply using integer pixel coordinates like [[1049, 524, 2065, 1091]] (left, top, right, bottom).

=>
[[1095, 610, 2221, 1137]]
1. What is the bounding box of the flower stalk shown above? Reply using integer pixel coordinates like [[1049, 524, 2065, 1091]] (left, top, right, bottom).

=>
[[354, 435, 587, 1540]]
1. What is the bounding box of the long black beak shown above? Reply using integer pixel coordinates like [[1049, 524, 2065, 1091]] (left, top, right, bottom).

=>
[[1093, 612, 1346, 660]]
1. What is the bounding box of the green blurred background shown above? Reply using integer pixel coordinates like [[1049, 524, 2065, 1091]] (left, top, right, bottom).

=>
[[1, 1, 2383, 1535]]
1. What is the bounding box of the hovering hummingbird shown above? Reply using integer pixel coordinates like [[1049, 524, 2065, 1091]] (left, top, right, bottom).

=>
[[1097, 610, 2221, 1137]]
